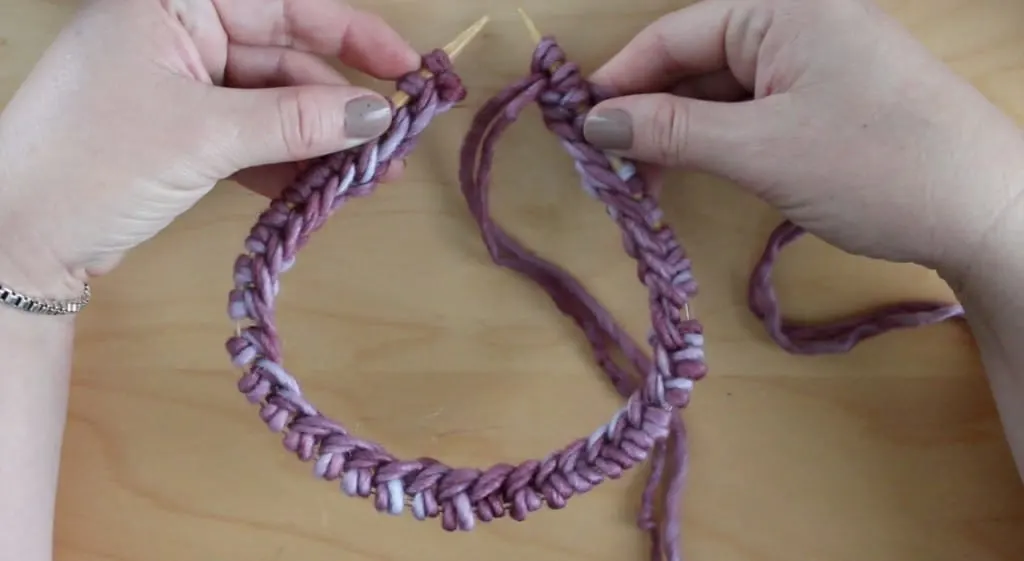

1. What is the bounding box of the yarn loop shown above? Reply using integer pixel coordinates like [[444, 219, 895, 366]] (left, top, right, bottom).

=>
[[226, 47, 698, 554], [458, 37, 696, 561], [749, 220, 965, 354], [225, 36, 966, 561]]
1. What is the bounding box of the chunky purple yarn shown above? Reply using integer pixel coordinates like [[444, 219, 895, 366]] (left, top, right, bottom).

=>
[[458, 37, 700, 561], [456, 36, 966, 559], [226, 49, 691, 549], [223, 38, 965, 561], [750, 220, 965, 354]]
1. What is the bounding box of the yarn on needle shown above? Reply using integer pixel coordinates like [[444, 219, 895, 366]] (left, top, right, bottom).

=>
[[459, 36, 699, 561], [222, 19, 966, 561], [456, 30, 965, 560], [225, 43, 690, 540]]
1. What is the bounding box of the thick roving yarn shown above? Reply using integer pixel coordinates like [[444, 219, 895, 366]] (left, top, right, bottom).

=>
[[456, 36, 966, 560], [223, 38, 966, 561], [458, 38, 700, 561], [226, 47, 693, 557], [749, 220, 965, 354], [226, 48, 685, 544]]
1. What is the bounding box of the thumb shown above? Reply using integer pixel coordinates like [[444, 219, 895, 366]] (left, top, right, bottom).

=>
[[207, 84, 394, 170], [582, 93, 786, 179]]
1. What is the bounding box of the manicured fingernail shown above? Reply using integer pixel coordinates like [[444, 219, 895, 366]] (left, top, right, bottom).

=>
[[345, 95, 392, 139], [583, 109, 633, 150]]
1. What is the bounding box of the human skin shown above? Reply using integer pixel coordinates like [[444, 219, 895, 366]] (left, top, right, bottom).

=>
[[0, 0, 1021, 559], [0, 1, 420, 559], [582, 0, 1024, 478]]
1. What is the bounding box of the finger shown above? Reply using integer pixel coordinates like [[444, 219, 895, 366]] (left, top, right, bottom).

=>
[[211, 0, 420, 79], [588, 0, 761, 94], [638, 163, 664, 199], [231, 162, 305, 198], [224, 44, 349, 89], [217, 49, 404, 198], [670, 69, 751, 102], [232, 157, 406, 199], [206, 83, 394, 171], [583, 92, 793, 185]]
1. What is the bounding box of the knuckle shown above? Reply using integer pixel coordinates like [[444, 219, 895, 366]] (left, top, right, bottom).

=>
[[273, 50, 294, 83], [277, 89, 327, 158], [644, 98, 689, 165]]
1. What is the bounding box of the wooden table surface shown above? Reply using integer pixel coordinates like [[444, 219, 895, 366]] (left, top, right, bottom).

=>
[[3, 0, 1024, 560]]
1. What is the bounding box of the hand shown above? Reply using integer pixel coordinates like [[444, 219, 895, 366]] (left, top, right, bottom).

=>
[[0, 0, 420, 298], [583, 0, 1024, 284]]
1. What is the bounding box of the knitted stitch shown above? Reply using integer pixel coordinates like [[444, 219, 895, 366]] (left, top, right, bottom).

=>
[[456, 36, 966, 560], [225, 49, 687, 543], [223, 37, 966, 561], [458, 37, 699, 561]]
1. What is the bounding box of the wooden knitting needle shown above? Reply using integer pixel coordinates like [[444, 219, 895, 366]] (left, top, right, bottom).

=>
[[515, 8, 633, 178], [391, 15, 490, 110]]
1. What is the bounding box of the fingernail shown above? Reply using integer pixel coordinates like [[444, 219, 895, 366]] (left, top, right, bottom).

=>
[[345, 95, 392, 139], [583, 109, 633, 150]]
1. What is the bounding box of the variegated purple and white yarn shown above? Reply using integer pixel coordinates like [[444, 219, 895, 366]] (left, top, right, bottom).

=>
[[456, 35, 965, 559], [224, 48, 689, 555], [458, 37, 702, 561], [222, 35, 966, 561]]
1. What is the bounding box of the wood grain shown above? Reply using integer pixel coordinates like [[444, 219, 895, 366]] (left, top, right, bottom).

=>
[[2, 0, 1023, 560]]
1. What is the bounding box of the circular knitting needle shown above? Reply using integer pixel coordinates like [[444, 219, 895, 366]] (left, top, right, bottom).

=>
[[515, 8, 631, 177], [515, 7, 684, 321], [231, 23, 485, 341], [391, 15, 490, 110]]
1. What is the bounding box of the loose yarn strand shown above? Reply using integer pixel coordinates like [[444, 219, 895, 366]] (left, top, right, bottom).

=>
[[226, 47, 698, 543], [455, 35, 966, 560], [223, 32, 966, 561], [750, 221, 966, 354], [458, 38, 701, 561]]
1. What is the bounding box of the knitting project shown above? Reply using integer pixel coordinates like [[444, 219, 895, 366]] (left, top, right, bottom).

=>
[[224, 40, 965, 561], [458, 36, 965, 558]]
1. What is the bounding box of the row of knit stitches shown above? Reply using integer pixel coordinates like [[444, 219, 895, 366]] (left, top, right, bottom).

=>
[[529, 37, 698, 561], [316, 406, 672, 533], [226, 50, 463, 384], [531, 39, 706, 409], [419, 37, 692, 536], [224, 49, 469, 521]]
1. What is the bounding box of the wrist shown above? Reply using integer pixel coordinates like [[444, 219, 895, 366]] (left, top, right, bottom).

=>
[[939, 179, 1024, 481], [0, 175, 86, 307], [941, 196, 1024, 311], [0, 248, 79, 364], [0, 217, 88, 318], [935, 163, 1024, 300], [930, 129, 1024, 297]]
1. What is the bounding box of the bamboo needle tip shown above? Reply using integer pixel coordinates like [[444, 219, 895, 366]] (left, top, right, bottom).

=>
[[445, 15, 491, 61], [516, 8, 543, 44], [518, 9, 627, 175], [391, 16, 489, 109]]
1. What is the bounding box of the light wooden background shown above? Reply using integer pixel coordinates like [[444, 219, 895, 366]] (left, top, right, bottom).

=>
[[3, 0, 1024, 560]]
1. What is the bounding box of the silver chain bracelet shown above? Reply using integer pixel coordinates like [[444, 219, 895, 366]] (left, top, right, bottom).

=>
[[0, 281, 91, 315]]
